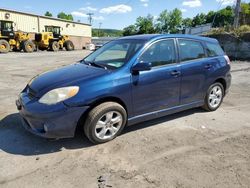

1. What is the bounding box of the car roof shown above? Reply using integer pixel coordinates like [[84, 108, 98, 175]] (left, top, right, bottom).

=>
[[120, 34, 218, 43]]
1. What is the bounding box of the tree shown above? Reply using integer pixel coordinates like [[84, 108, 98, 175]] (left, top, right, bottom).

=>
[[135, 14, 155, 34], [156, 8, 182, 33], [182, 18, 193, 28], [123, 25, 137, 36], [192, 13, 206, 27], [168, 8, 182, 33], [45, 11, 52, 17], [57, 12, 73, 21], [206, 11, 216, 25], [155, 10, 171, 33], [216, 6, 234, 27], [240, 3, 250, 25]]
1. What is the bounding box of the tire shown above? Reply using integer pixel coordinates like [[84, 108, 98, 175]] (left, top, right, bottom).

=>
[[0, 39, 10, 53], [84, 102, 127, 144], [50, 41, 59, 51], [202, 82, 224, 111], [64, 40, 74, 51], [22, 40, 35, 53]]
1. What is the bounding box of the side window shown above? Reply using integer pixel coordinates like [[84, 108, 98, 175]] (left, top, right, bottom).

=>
[[139, 39, 176, 67], [206, 42, 225, 57], [178, 39, 206, 62]]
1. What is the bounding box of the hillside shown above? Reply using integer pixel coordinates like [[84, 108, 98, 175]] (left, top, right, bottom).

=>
[[92, 28, 123, 37]]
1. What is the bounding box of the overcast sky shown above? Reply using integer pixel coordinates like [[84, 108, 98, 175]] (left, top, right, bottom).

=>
[[1, 0, 249, 29]]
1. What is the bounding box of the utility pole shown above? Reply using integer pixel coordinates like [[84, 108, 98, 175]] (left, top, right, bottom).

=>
[[98, 22, 102, 37], [233, 0, 241, 28], [87, 13, 94, 25]]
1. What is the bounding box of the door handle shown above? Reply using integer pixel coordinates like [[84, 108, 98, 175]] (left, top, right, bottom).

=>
[[171, 70, 181, 77], [205, 64, 212, 69]]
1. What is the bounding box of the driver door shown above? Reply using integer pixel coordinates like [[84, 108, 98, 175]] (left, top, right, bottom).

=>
[[131, 39, 181, 116]]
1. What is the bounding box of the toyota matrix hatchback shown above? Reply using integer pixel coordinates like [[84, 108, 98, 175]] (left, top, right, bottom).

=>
[[16, 34, 231, 144]]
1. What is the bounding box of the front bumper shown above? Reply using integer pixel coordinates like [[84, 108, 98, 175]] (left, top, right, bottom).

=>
[[16, 92, 89, 139]]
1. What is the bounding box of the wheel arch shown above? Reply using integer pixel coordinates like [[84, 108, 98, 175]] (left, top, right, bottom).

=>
[[75, 96, 128, 134], [214, 77, 227, 94]]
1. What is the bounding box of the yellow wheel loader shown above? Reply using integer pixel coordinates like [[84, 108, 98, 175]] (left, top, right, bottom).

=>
[[0, 20, 35, 53], [35, 26, 74, 52]]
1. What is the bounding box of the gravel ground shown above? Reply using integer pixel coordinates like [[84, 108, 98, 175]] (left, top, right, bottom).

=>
[[0, 51, 250, 188]]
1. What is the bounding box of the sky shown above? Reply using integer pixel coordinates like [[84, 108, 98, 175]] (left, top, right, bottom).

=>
[[1, 0, 249, 29]]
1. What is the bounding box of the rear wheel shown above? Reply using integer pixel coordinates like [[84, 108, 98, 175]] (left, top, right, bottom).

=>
[[50, 41, 59, 51], [22, 40, 35, 53], [203, 82, 224, 111], [0, 40, 10, 53], [64, 40, 74, 51], [84, 102, 127, 144]]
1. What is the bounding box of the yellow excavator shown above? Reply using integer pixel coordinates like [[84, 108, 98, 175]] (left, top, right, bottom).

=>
[[0, 20, 35, 53], [35, 25, 74, 51]]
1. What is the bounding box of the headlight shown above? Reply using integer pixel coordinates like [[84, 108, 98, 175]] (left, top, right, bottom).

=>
[[39, 86, 79, 105]]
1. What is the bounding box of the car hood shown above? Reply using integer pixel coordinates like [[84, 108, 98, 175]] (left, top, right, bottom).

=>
[[29, 63, 108, 96]]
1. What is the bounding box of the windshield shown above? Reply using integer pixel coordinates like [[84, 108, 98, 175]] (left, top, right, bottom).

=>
[[83, 39, 146, 69], [45, 26, 60, 34], [0, 21, 13, 31]]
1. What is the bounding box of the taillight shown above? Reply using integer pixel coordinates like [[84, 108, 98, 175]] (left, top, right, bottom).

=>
[[224, 55, 231, 65]]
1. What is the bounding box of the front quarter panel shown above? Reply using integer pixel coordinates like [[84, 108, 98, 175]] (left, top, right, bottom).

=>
[[64, 70, 132, 116]]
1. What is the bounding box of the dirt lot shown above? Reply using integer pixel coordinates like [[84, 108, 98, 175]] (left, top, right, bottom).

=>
[[0, 51, 250, 188]]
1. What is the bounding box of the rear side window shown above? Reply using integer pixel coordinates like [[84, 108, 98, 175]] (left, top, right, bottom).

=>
[[206, 42, 224, 57], [139, 39, 176, 67], [178, 39, 206, 62]]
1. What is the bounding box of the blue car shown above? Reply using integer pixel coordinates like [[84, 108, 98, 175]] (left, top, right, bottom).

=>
[[16, 34, 231, 144]]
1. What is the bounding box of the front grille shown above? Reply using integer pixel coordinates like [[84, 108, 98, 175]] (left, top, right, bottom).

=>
[[27, 86, 37, 99]]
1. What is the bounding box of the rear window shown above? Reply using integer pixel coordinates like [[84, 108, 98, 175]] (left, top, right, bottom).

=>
[[178, 39, 206, 62], [206, 42, 224, 57]]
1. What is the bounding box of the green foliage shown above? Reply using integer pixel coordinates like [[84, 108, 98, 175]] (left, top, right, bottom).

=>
[[206, 25, 250, 36], [192, 13, 206, 27], [216, 6, 234, 27], [136, 14, 155, 34], [155, 10, 170, 33], [45, 11, 52, 17], [156, 9, 182, 33], [123, 25, 137, 36], [169, 8, 182, 33], [122, 3, 249, 36], [234, 25, 250, 36], [92, 29, 123, 37], [182, 18, 193, 28], [57, 12, 73, 21], [240, 3, 250, 25]]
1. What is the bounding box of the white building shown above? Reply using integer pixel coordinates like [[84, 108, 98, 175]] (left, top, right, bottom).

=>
[[0, 8, 92, 49]]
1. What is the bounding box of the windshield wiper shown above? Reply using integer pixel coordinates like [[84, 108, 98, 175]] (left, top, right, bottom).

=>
[[89, 62, 108, 70], [81, 59, 107, 70]]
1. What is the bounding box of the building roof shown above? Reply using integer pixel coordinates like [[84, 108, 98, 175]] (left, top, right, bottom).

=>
[[0, 8, 90, 26]]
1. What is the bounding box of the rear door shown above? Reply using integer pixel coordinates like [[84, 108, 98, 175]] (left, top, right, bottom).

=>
[[131, 39, 181, 116], [177, 39, 208, 105]]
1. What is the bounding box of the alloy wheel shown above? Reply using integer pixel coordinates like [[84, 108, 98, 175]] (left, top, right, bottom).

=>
[[95, 111, 123, 140]]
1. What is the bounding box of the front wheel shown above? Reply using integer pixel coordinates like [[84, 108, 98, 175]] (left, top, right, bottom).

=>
[[203, 82, 224, 111], [50, 41, 59, 51], [64, 40, 74, 51], [84, 102, 127, 144], [0, 39, 10, 53]]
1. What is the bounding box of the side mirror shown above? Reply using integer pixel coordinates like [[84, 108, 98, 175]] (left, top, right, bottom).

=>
[[132, 62, 152, 73]]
